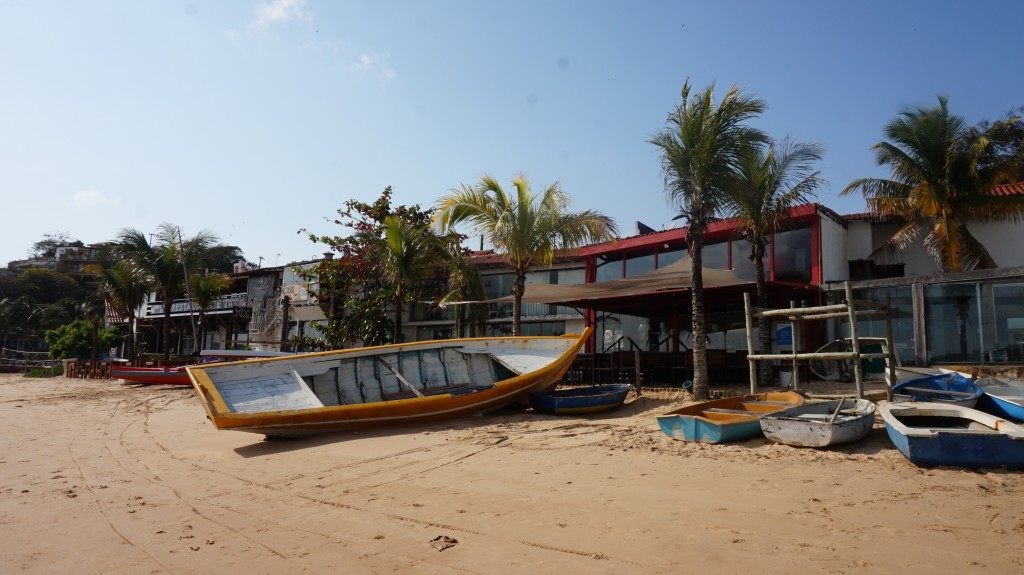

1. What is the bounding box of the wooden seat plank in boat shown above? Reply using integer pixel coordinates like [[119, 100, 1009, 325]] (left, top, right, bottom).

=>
[[219, 369, 325, 413], [703, 408, 757, 415], [899, 386, 978, 397]]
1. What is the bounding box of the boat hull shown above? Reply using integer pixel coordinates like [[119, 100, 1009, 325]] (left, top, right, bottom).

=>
[[529, 384, 633, 415], [880, 402, 1024, 469], [892, 373, 982, 408], [111, 366, 190, 386], [760, 399, 876, 448], [656, 392, 805, 444], [187, 330, 591, 436], [976, 378, 1024, 421]]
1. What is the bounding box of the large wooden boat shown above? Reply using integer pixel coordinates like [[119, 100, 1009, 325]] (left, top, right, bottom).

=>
[[528, 383, 633, 415], [656, 391, 805, 444], [186, 330, 591, 437], [759, 398, 876, 448], [112, 350, 295, 386], [880, 402, 1024, 469]]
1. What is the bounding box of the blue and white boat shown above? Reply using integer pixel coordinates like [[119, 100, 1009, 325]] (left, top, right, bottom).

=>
[[976, 377, 1024, 421], [892, 373, 982, 408], [528, 384, 633, 415], [880, 402, 1024, 469], [656, 392, 804, 444]]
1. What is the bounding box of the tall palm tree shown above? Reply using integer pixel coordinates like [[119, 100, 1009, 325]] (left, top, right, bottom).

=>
[[91, 259, 150, 361], [650, 80, 767, 399], [379, 216, 443, 343], [724, 138, 825, 386], [189, 271, 232, 351], [842, 96, 1024, 272], [435, 174, 618, 336], [111, 223, 219, 359]]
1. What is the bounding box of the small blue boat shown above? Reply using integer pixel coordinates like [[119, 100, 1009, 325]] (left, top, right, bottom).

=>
[[656, 392, 805, 444], [529, 384, 633, 415], [892, 373, 982, 408], [880, 402, 1024, 469], [976, 377, 1024, 421]]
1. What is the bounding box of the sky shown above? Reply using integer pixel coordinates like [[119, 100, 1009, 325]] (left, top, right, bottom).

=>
[[2, 0, 1023, 268]]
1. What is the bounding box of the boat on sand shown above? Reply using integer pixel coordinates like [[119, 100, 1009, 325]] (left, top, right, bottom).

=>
[[112, 350, 294, 386], [528, 383, 633, 415], [656, 391, 804, 444], [976, 377, 1024, 421], [760, 398, 876, 448], [891, 373, 982, 408], [187, 330, 591, 437], [880, 402, 1024, 469]]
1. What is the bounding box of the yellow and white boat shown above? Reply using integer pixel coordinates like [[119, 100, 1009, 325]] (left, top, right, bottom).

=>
[[187, 329, 590, 437]]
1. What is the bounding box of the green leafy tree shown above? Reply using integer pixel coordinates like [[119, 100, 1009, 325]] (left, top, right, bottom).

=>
[[28, 232, 83, 259], [44, 319, 120, 360], [842, 96, 1024, 272], [650, 80, 767, 399], [723, 138, 825, 386], [17, 268, 83, 304], [300, 187, 441, 347], [435, 174, 618, 336]]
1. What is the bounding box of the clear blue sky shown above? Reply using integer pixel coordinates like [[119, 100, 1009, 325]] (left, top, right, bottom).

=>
[[2, 0, 1022, 268]]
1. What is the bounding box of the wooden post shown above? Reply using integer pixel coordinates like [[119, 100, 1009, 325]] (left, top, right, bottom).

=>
[[844, 282, 864, 399], [744, 292, 757, 394], [789, 300, 799, 392], [634, 349, 642, 397], [884, 294, 896, 402]]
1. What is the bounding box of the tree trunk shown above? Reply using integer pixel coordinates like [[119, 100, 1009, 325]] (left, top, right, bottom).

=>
[[753, 242, 772, 387], [197, 310, 206, 353], [393, 294, 404, 343], [689, 231, 709, 400], [512, 269, 526, 336], [162, 300, 172, 360], [127, 311, 136, 361]]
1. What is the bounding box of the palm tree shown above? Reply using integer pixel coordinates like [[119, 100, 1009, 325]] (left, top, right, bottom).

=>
[[842, 96, 1024, 272], [189, 271, 232, 351], [435, 174, 618, 336], [111, 223, 219, 359], [435, 232, 488, 338], [378, 216, 443, 343], [650, 80, 767, 399], [724, 138, 825, 386], [92, 259, 150, 361]]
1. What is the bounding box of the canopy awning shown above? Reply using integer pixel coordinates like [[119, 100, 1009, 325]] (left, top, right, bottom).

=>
[[481, 256, 754, 316]]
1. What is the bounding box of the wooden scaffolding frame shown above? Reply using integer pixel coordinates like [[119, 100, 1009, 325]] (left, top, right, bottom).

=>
[[742, 281, 897, 399]]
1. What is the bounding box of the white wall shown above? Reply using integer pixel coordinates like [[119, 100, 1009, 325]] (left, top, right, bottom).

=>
[[858, 220, 1024, 276], [819, 214, 848, 282]]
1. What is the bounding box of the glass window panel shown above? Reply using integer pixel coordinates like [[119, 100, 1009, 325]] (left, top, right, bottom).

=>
[[596, 254, 621, 281], [730, 238, 768, 281], [482, 273, 513, 299], [702, 241, 728, 269], [625, 253, 655, 277], [991, 281, 1024, 361], [658, 248, 687, 268], [925, 283, 982, 363], [773, 228, 811, 283]]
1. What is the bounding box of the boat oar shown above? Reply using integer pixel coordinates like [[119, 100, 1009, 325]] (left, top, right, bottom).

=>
[[829, 398, 847, 424]]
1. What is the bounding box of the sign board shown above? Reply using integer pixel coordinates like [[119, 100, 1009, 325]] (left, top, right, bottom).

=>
[[776, 325, 792, 346], [232, 306, 253, 320]]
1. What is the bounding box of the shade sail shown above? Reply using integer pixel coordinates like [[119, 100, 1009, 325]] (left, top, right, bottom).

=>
[[484, 256, 752, 312]]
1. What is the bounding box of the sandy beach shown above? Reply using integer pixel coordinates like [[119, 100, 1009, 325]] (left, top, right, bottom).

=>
[[2, 372, 1023, 574]]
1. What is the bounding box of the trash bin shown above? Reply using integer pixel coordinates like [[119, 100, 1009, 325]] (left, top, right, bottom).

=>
[[779, 369, 793, 387]]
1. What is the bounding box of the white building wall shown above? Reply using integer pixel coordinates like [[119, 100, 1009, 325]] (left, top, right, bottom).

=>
[[853, 220, 1024, 277], [819, 214, 848, 282]]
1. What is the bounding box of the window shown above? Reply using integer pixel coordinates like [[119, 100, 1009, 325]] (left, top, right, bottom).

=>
[[925, 283, 981, 363], [773, 228, 811, 283]]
